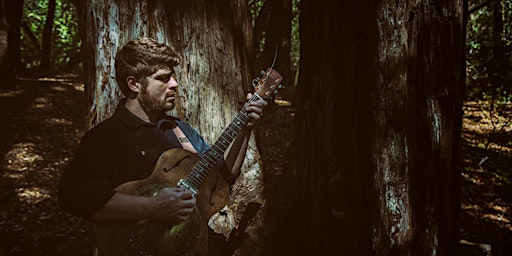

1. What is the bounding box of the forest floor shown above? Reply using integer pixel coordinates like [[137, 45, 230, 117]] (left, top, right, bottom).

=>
[[0, 75, 510, 255]]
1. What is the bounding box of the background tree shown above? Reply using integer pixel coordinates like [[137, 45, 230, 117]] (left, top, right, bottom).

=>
[[251, 0, 294, 87], [466, 0, 512, 153], [0, 0, 23, 83], [0, 0, 7, 74], [292, 0, 464, 255], [20, 0, 80, 72], [73, 0, 267, 254], [39, 0, 56, 73]]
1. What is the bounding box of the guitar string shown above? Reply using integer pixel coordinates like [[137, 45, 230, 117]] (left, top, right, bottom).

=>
[[182, 81, 272, 190]]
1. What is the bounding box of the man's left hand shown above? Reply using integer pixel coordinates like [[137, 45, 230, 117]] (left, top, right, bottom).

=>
[[245, 93, 268, 128]]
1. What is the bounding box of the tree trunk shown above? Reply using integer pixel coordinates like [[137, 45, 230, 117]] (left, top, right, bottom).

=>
[[0, 0, 7, 73], [292, 0, 464, 255], [21, 21, 41, 52], [261, 0, 292, 88], [39, 0, 56, 73], [0, 0, 23, 83], [491, 0, 503, 91], [74, 0, 265, 254]]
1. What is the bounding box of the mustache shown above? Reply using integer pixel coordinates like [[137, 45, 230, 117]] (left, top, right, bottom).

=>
[[167, 89, 177, 97]]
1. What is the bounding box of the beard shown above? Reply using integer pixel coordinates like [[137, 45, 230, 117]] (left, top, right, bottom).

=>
[[139, 86, 175, 113]]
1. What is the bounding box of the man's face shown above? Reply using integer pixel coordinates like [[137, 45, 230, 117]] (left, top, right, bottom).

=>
[[138, 68, 178, 113]]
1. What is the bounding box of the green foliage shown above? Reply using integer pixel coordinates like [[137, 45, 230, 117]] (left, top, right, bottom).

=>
[[249, 0, 300, 84], [467, 0, 512, 104], [21, 0, 80, 71]]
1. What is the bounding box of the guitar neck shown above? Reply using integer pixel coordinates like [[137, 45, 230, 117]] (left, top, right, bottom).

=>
[[180, 94, 262, 193]]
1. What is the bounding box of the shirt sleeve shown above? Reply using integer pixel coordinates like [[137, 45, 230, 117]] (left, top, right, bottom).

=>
[[175, 120, 210, 156], [58, 130, 117, 219]]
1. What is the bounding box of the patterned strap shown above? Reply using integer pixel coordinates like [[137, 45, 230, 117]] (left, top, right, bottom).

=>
[[172, 125, 198, 154]]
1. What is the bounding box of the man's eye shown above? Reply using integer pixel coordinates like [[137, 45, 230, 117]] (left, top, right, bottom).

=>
[[158, 75, 171, 83]]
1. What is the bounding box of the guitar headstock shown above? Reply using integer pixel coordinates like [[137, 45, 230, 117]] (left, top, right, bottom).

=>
[[252, 68, 283, 100]]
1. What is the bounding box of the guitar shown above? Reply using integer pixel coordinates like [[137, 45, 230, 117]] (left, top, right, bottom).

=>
[[93, 68, 283, 256]]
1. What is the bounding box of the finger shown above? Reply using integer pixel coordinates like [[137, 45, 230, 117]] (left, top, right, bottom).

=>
[[247, 112, 261, 121], [246, 106, 263, 115], [178, 190, 194, 199], [179, 198, 196, 208], [163, 187, 183, 194], [179, 207, 194, 215], [246, 93, 253, 100], [248, 99, 267, 107]]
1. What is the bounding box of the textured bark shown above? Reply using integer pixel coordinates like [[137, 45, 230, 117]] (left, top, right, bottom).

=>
[[74, 0, 265, 254], [293, 0, 464, 255]]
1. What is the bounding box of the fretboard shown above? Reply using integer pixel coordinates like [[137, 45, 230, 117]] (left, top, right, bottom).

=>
[[180, 94, 261, 194]]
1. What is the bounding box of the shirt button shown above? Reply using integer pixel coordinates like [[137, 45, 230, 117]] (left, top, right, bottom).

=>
[[140, 150, 146, 156]]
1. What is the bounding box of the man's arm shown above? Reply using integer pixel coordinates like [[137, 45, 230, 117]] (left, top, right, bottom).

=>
[[90, 187, 195, 224], [222, 94, 267, 182]]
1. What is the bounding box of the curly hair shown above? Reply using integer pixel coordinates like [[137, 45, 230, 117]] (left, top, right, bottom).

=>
[[115, 38, 180, 96]]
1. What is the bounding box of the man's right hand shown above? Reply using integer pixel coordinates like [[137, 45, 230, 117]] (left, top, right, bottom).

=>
[[90, 187, 195, 223], [147, 187, 196, 224]]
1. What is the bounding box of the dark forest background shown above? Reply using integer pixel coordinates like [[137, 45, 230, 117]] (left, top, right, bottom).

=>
[[0, 0, 511, 255]]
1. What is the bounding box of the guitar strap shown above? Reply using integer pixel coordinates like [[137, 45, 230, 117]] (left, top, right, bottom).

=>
[[172, 124, 198, 154]]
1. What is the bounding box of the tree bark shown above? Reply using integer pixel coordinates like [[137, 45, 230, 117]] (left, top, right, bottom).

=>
[[74, 0, 265, 254], [293, 0, 464, 255], [0, 0, 23, 83], [39, 0, 56, 73]]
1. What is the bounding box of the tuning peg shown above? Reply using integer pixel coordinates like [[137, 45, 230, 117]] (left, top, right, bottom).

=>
[[278, 84, 283, 89], [252, 78, 259, 88], [260, 70, 266, 75], [274, 90, 278, 95]]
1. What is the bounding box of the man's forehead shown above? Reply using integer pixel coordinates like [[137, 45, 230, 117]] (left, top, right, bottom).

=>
[[151, 68, 174, 76]]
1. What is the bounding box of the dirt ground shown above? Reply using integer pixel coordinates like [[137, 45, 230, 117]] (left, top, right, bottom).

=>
[[0, 75, 510, 255]]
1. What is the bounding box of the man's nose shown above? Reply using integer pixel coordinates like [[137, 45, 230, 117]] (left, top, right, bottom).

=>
[[168, 77, 178, 88]]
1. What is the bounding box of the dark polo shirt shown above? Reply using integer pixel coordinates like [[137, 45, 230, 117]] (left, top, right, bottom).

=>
[[58, 100, 210, 219]]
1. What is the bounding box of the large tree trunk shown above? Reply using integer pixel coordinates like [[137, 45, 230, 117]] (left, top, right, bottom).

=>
[[39, 0, 56, 73], [292, 0, 464, 255], [74, 0, 265, 254], [0, 0, 23, 83]]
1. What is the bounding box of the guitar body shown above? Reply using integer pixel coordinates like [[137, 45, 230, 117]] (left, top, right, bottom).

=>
[[93, 148, 230, 256]]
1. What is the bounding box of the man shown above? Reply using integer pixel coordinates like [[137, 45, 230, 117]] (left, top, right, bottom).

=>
[[58, 38, 266, 233]]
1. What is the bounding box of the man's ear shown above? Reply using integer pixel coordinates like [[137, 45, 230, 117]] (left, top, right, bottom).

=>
[[126, 76, 140, 93]]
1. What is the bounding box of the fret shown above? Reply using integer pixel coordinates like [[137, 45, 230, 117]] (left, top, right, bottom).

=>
[[193, 163, 209, 178], [221, 131, 235, 142], [225, 125, 238, 137], [202, 153, 217, 167], [185, 176, 201, 190], [232, 117, 245, 130], [208, 147, 224, 161], [187, 172, 205, 187], [214, 139, 229, 151], [191, 169, 206, 181]]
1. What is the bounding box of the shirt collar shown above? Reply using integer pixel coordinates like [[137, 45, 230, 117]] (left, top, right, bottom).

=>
[[115, 99, 178, 128], [115, 99, 155, 128]]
